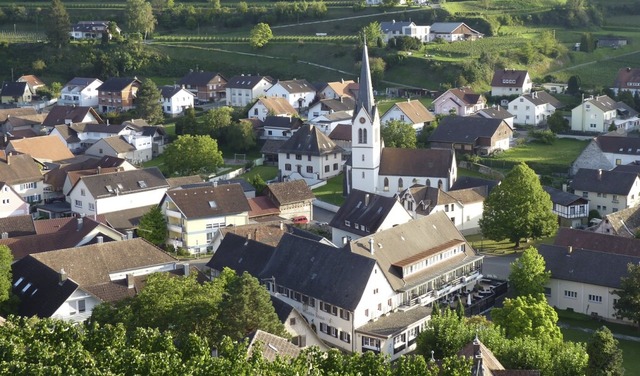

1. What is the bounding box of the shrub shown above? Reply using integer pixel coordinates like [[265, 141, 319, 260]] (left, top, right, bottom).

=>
[[529, 129, 556, 144]]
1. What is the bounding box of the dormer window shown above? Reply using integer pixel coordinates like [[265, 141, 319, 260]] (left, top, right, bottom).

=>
[[345, 220, 350, 227]]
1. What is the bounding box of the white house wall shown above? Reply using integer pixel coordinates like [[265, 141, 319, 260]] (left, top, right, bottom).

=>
[[51, 288, 101, 323], [545, 279, 620, 322], [0, 185, 29, 218], [378, 175, 451, 197], [279, 153, 342, 180]]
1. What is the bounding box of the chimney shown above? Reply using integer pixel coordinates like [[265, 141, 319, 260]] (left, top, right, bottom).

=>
[[126, 273, 135, 289], [77, 217, 83, 231], [183, 263, 190, 277], [365, 193, 370, 206], [59, 268, 67, 285], [106, 119, 109, 126], [562, 183, 567, 192], [97, 236, 103, 244], [126, 230, 133, 240], [597, 169, 602, 180], [1, 232, 7, 239], [279, 221, 284, 230], [369, 238, 375, 255], [97, 166, 102, 174], [567, 246, 573, 255], [213, 180, 218, 187]]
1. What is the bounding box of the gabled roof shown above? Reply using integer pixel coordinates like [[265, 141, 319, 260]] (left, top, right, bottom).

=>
[[96, 77, 141, 92], [226, 75, 274, 89], [599, 206, 640, 238], [75, 167, 169, 199], [542, 186, 587, 207], [0, 154, 43, 185], [164, 183, 250, 219], [430, 22, 480, 34], [553, 228, 640, 257], [261, 116, 303, 130], [7, 135, 75, 161], [271, 295, 294, 323], [348, 211, 480, 291], [52, 124, 80, 143], [62, 77, 102, 89], [328, 123, 352, 141], [103, 205, 154, 232], [99, 136, 136, 153], [265, 180, 315, 206], [538, 243, 640, 289], [0, 108, 37, 122], [400, 185, 480, 215], [219, 221, 290, 247], [429, 116, 510, 144], [613, 67, 640, 90], [261, 233, 376, 311], [594, 135, 640, 156], [570, 168, 639, 195], [166, 175, 204, 188], [437, 87, 484, 106], [43, 156, 127, 190], [314, 97, 355, 113], [323, 79, 358, 98], [272, 79, 315, 94], [380, 20, 414, 33], [583, 95, 617, 112], [278, 124, 344, 156], [248, 196, 280, 218], [160, 85, 194, 99], [247, 329, 301, 362], [379, 147, 454, 178], [70, 122, 128, 134], [518, 91, 562, 108], [387, 100, 435, 124], [330, 189, 405, 236], [475, 106, 513, 120], [17, 75, 44, 88], [178, 71, 226, 86], [491, 69, 529, 88], [260, 139, 286, 155], [255, 97, 298, 115], [206, 232, 275, 276], [1, 82, 30, 96], [0, 215, 35, 237]]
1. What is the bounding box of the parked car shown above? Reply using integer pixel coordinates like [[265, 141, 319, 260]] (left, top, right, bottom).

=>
[[292, 216, 309, 224]]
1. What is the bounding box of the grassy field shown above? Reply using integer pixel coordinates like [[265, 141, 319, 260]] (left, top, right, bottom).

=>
[[312, 173, 345, 205], [239, 165, 278, 182]]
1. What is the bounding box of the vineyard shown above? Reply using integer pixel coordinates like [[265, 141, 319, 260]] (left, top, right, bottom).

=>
[[0, 31, 44, 43], [153, 35, 358, 43]]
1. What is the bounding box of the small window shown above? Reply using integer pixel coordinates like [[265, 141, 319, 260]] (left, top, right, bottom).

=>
[[78, 299, 86, 312], [290, 318, 296, 325], [306, 166, 313, 173]]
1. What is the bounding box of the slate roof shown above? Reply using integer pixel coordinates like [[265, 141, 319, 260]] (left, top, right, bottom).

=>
[[62, 77, 101, 89], [329, 189, 404, 236], [357, 305, 431, 338], [520, 91, 563, 108], [101, 136, 136, 153], [599, 206, 640, 238], [43, 105, 103, 127], [321, 111, 353, 122], [76, 167, 169, 199], [491, 69, 529, 88], [401, 186, 477, 215], [178, 71, 225, 86], [226, 75, 273, 89], [160, 85, 192, 99], [438, 87, 485, 106], [613, 67, 640, 91], [43, 156, 124, 190], [328, 123, 352, 141], [218, 221, 289, 247], [1, 82, 29, 96], [261, 116, 304, 131], [206, 232, 276, 276], [314, 97, 356, 113], [0, 215, 35, 237], [380, 21, 414, 33], [543, 186, 587, 207], [379, 147, 454, 178], [271, 295, 294, 323], [0, 108, 37, 122], [570, 168, 639, 195], [429, 116, 509, 144], [553, 228, 640, 257], [388, 100, 435, 124], [97, 77, 141, 92], [584, 95, 617, 112], [70, 122, 129, 134], [261, 233, 376, 311], [430, 22, 479, 34], [260, 139, 286, 155], [595, 135, 640, 156], [0, 154, 43, 185], [7, 135, 74, 161], [538, 243, 640, 289], [103, 205, 154, 232], [164, 183, 250, 219], [476, 106, 514, 120], [52, 124, 80, 143], [347, 211, 480, 291], [273, 79, 314, 94], [247, 330, 301, 362], [265, 180, 315, 206], [450, 176, 500, 192], [215, 179, 255, 193], [278, 124, 344, 156], [256, 97, 298, 116]]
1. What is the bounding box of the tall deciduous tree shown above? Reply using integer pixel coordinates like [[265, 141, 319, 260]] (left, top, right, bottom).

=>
[[547, 111, 570, 134], [491, 293, 563, 343], [479, 162, 557, 248], [136, 78, 164, 124], [45, 0, 70, 48], [125, 0, 157, 39], [0, 245, 12, 303], [509, 246, 551, 297], [361, 22, 383, 47], [163, 135, 223, 175], [203, 106, 234, 140], [225, 120, 256, 152], [381, 120, 417, 148], [614, 262, 640, 327], [136, 206, 167, 246], [250, 23, 273, 48], [586, 326, 624, 376], [175, 107, 197, 136]]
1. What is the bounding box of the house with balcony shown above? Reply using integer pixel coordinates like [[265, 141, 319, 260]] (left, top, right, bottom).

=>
[[277, 124, 344, 180], [611, 67, 640, 96], [570, 95, 639, 133], [432, 87, 486, 116], [329, 189, 412, 246], [11, 238, 180, 323], [248, 97, 298, 122], [490, 69, 532, 97], [543, 186, 589, 228], [59, 78, 103, 107], [380, 20, 430, 43], [225, 75, 273, 107], [160, 183, 250, 254], [0, 153, 44, 206], [178, 71, 227, 102], [67, 167, 169, 217], [508, 91, 563, 126], [265, 79, 316, 110], [570, 168, 640, 216], [160, 85, 194, 116], [380, 99, 435, 133], [97, 77, 141, 113]]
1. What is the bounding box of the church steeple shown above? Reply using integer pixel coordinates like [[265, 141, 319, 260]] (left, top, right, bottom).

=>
[[356, 42, 375, 116]]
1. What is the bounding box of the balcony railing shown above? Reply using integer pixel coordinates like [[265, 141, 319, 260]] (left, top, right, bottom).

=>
[[165, 209, 182, 218]]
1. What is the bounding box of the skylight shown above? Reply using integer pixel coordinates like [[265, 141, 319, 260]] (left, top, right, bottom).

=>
[[209, 200, 217, 208], [106, 185, 114, 193], [137, 180, 147, 188]]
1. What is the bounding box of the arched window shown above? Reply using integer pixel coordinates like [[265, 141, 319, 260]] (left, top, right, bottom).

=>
[[384, 177, 389, 192], [362, 129, 368, 144], [358, 129, 363, 144], [426, 179, 431, 187], [412, 178, 419, 184], [398, 178, 403, 190], [438, 179, 443, 189]]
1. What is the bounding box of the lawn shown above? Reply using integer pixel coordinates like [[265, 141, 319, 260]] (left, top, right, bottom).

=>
[[312, 173, 345, 206], [465, 233, 556, 254], [239, 165, 278, 182]]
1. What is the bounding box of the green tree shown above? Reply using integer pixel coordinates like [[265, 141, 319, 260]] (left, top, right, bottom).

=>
[[580, 32, 595, 52], [0, 245, 12, 303], [567, 75, 581, 95], [381, 0, 399, 8], [250, 23, 273, 48], [136, 78, 164, 125], [617, 90, 635, 109], [44, 0, 70, 48], [509, 246, 551, 296], [175, 107, 197, 136], [586, 326, 624, 376], [547, 111, 570, 134], [163, 135, 223, 176], [417, 308, 474, 359], [32, 59, 46, 72], [361, 22, 383, 47], [614, 262, 640, 327], [479, 162, 558, 248], [491, 294, 562, 343], [203, 106, 234, 140], [369, 57, 386, 86], [440, 355, 474, 376], [381, 120, 417, 148], [249, 174, 266, 195], [125, 0, 157, 39], [136, 206, 167, 246], [225, 120, 256, 152]]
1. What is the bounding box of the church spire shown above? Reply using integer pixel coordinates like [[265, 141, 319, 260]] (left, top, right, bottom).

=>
[[356, 41, 375, 116]]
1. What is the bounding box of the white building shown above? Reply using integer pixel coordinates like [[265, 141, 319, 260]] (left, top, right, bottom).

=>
[[265, 79, 316, 110], [59, 78, 103, 107], [0, 183, 29, 218], [507, 91, 562, 126], [490, 69, 532, 97], [278, 124, 344, 180], [571, 95, 639, 133], [380, 99, 435, 132], [248, 97, 298, 122], [380, 20, 430, 43], [570, 168, 640, 216], [432, 87, 486, 116], [225, 75, 273, 107], [160, 85, 195, 116]]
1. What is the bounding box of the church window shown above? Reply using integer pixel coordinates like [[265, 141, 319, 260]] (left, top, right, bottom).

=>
[[363, 129, 367, 144], [358, 129, 363, 144], [398, 178, 403, 190], [384, 178, 389, 192], [362, 154, 365, 162], [438, 180, 443, 189], [426, 179, 431, 187]]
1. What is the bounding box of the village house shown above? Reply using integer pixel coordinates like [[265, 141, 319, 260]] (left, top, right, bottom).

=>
[[0, 214, 35, 238], [277, 124, 344, 180], [178, 71, 227, 102], [261, 116, 304, 140], [85, 134, 153, 164], [17, 75, 45, 93], [328, 123, 352, 156], [570, 168, 640, 216], [490, 69, 532, 97], [6, 135, 74, 164], [248, 97, 298, 122], [97, 77, 142, 113], [270, 296, 331, 350], [611, 67, 640, 96], [59, 78, 104, 107], [432, 87, 486, 116], [0, 108, 46, 142], [0, 183, 29, 218], [263, 180, 315, 220], [310, 111, 353, 137], [160, 183, 251, 254], [307, 97, 355, 121], [507, 91, 563, 126], [429, 22, 483, 42], [160, 85, 194, 116], [318, 79, 358, 100], [592, 206, 640, 238], [380, 99, 435, 133], [42, 105, 103, 129], [428, 116, 512, 156], [380, 20, 430, 43], [225, 74, 274, 107], [69, 21, 119, 40], [474, 106, 514, 128], [543, 186, 589, 228], [570, 95, 639, 133], [266, 79, 316, 110], [0, 82, 33, 104], [571, 134, 640, 175]]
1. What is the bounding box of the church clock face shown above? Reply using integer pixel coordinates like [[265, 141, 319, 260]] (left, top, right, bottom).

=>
[[359, 117, 366, 124]]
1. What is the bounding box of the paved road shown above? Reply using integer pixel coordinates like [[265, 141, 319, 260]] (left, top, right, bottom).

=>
[[313, 206, 337, 224], [480, 253, 519, 281]]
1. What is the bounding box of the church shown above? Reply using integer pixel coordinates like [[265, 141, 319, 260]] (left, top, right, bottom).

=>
[[345, 44, 457, 197]]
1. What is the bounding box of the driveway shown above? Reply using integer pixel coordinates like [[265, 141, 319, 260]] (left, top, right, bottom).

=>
[[480, 253, 519, 281]]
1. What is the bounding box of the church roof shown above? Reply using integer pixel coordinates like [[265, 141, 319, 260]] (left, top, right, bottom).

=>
[[379, 148, 454, 178], [355, 44, 375, 117]]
